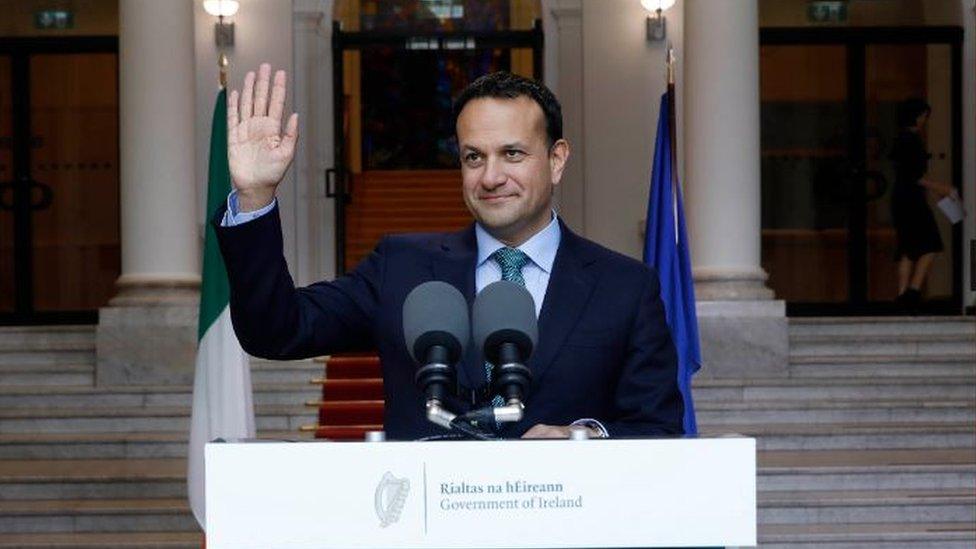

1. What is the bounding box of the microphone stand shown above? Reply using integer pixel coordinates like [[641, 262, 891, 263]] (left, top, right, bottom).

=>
[[424, 399, 497, 440]]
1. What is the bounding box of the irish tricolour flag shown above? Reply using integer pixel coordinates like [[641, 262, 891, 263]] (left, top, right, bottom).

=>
[[187, 88, 256, 529]]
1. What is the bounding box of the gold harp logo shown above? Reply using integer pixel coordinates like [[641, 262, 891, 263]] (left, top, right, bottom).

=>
[[374, 472, 410, 528]]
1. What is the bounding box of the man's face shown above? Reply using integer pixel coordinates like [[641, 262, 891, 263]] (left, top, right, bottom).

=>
[[456, 96, 569, 246]]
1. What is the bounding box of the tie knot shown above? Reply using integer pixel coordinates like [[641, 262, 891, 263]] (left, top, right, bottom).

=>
[[490, 247, 530, 285]]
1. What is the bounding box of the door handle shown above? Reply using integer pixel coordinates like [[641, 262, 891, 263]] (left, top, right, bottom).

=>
[[325, 167, 338, 198], [325, 168, 353, 204]]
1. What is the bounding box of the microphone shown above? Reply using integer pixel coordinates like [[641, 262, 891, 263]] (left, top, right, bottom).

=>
[[470, 280, 537, 424], [402, 281, 469, 429]]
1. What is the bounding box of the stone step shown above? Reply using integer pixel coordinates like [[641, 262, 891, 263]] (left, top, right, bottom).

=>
[[0, 459, 188, 502], [789, 316, 976, 337], [0, 351, 96, 368], [697, 398, 976, 424], [790, 333, 976, 357], [0, 406, 317, 434], [703, 422, 976, 451], [759, 488, 976, 525], [788, 354, 976, 378], [3, 448, 970, 500], [693, 376, 976, 401], [760, 522, 976, 548], [0, 430, 310, 460], [248, 359, 323, 384], [758, 449, 976, 492], [0, 383, 319, 408], [0, 326, 96, 350], [0, 498, 196, 534], [0, 359, 321, 389], [0, 364, 95, 387], [0, 532, 200, 549]]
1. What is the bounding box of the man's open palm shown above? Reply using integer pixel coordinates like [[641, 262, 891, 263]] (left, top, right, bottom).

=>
[[227, 63, 298, 211]]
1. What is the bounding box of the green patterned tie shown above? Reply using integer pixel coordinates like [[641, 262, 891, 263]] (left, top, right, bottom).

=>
[[491, 247, 530, 287], [486, 248, 530, 409]]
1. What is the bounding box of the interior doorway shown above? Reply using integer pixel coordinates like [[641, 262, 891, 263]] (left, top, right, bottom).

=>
[[0, 37, 119, 325], [759, 27, 963, 315], [330, 0, 543, 273]]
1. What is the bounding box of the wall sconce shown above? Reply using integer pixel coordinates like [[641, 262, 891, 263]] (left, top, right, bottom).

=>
[[641, 0, 676, 42], [203, 0, 239, 47]]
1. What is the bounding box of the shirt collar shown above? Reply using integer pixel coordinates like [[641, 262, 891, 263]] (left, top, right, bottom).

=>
[[475, 211, 561, 274]]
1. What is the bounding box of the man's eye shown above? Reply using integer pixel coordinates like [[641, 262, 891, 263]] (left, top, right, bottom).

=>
[[465, 153, 481, 163], [505, 150, 525, 160]]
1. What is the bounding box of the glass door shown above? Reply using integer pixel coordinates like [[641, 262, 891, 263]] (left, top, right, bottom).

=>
[[331, 0, 542, 273], [760, 44, 851, 304], [760, 27, 963, 315], [0, 38, 119, 325], [28, 52, 120, 312], [864, 43, 956, 305]]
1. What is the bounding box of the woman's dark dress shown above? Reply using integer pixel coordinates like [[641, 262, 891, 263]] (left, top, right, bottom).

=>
[[890, 130, 943, 260]]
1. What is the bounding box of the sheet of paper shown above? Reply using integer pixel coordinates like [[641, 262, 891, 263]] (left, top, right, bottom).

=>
[[937, 195, 965, 224]]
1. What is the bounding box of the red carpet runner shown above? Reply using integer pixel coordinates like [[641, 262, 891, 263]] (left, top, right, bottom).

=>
[[307, 355, 384, 440]]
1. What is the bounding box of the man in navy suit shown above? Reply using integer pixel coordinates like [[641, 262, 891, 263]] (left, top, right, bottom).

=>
[[215, 64, 683, 440]]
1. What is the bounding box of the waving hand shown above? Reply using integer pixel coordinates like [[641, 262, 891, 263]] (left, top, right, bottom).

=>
[[227, 63, 299, 212]]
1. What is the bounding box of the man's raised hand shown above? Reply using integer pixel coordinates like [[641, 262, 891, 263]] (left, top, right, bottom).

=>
[[227, 63, 299, 212]]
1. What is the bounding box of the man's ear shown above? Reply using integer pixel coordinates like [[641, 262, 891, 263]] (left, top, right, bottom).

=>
[[548, 139, 570, 187]]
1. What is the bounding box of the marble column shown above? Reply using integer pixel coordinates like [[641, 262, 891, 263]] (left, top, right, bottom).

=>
[[97, 0, 200, 385], [684, 0, 787, 376]]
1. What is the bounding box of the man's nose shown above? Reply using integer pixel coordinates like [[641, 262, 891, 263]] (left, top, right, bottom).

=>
[[481, 156, 507, 188]]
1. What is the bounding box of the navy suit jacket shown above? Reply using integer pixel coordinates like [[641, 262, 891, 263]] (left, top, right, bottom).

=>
[[214, 204, 683, 440]]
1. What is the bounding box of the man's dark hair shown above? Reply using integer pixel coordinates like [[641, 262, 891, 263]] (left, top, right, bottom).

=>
[[897, 97, 931, 128], [453, 72, 563, 147]]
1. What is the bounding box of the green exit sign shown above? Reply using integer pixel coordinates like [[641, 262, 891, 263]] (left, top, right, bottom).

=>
[[34, 10, 74, 30], [807, 1, 848, 23]]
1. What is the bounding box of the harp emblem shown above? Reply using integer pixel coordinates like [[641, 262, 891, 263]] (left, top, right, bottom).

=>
[[375, 472, 410, 528]]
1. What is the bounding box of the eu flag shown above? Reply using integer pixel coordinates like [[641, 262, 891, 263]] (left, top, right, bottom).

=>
[[643, 91, 702, 435]]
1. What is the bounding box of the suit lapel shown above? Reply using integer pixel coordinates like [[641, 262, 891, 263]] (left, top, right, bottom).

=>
[[529, 222, 598, 386], [429, 222, 599, 394], [431, 225, 481, 390]]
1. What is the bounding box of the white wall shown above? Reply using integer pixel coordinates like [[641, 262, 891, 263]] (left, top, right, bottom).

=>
[[193, 0, 296, 270], [580, 0, 683, 259]]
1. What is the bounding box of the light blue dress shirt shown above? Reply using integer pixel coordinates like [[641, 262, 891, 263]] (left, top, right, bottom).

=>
[[474, 213, 560, 318], [222, 190, 277, 227], [222, 190, 606, 437]]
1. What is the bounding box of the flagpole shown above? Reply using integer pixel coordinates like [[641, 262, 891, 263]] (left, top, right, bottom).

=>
[[218, 52, 229, 89], [665, 45, 679, 193]]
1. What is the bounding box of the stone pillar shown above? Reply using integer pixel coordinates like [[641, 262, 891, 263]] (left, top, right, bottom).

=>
[[543, 0, 585, 233], [293, 0, 336, 283], [684, 0, 787, 377], [97, 0, 200, 385]]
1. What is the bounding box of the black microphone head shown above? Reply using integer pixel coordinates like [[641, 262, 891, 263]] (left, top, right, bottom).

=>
[[402, 281, 469, 365], [472, 280, 538, 364]]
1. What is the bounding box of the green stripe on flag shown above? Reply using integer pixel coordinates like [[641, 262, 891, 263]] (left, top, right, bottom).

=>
[[199, 89, 232, 341]]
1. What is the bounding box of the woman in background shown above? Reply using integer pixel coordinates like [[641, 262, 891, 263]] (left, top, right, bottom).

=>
[[889, 98, 956, 312]]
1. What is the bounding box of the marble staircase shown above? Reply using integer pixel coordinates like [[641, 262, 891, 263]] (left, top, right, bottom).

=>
[[0, 326, 319, 548], [0, 318, 973, 547], [696, 317, 976, 547]]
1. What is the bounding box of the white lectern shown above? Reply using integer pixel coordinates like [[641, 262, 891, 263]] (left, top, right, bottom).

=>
[[206, 437, 756, 548]]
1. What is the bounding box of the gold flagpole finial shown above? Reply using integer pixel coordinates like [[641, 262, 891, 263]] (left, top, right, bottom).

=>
[[218, 52, 229, 88], [666, 43, 676, 86]]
